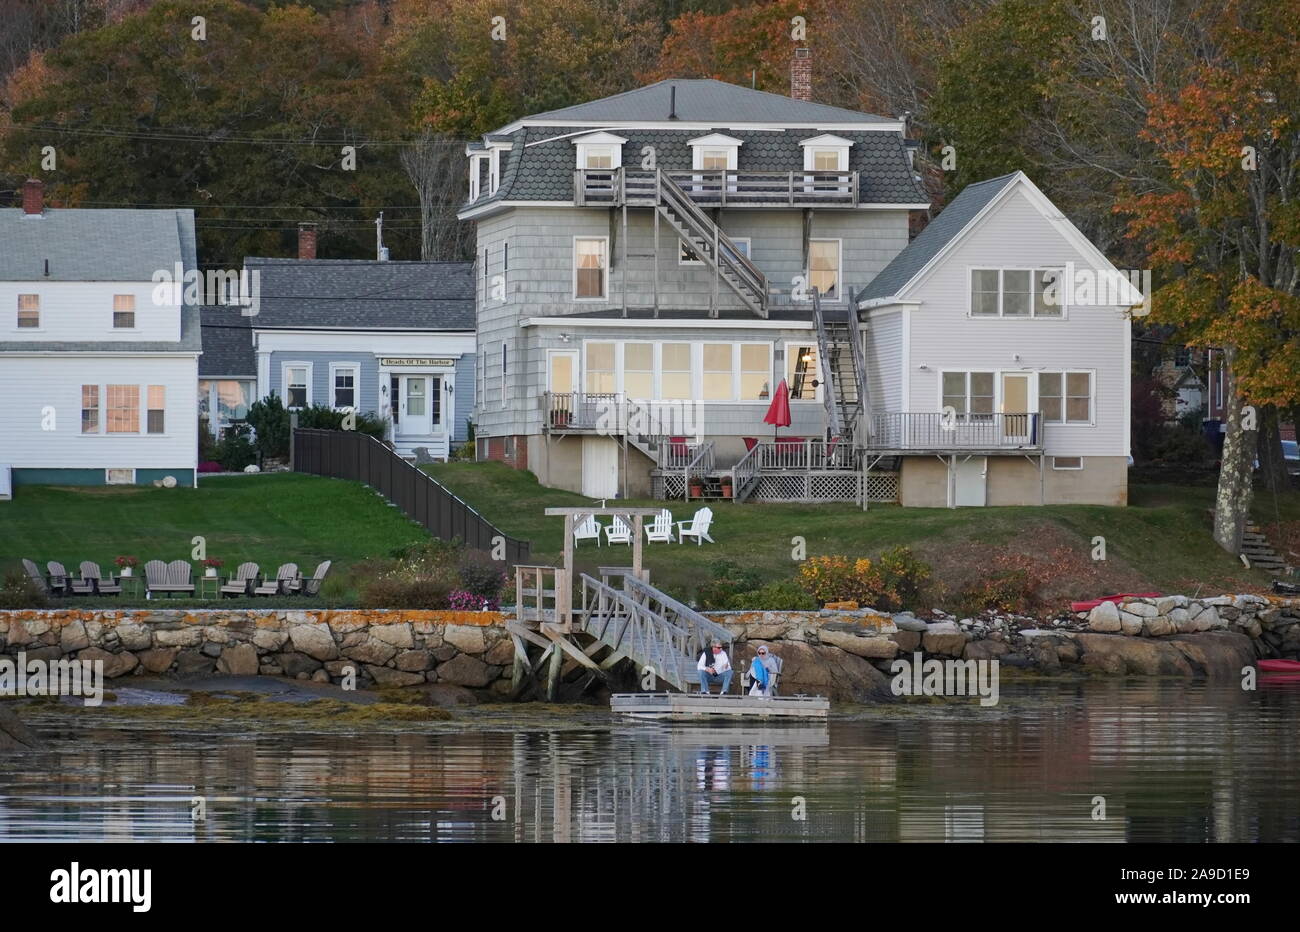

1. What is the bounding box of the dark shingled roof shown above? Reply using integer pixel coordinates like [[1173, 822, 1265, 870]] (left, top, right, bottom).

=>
[[239, 258, 476, 330], [861, 173, 1021, 301], [466, 127, 926, 211], [523, 79, 895, 125], [198, 305, 255, 377]]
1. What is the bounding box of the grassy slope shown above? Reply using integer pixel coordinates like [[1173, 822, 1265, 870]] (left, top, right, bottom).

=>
[[0, 474, 429, 602], [425, 462, 1288, 604], [2, 467, 1292, 610]]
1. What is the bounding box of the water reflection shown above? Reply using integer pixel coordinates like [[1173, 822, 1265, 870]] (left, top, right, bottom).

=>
[[0, 679, 1296, 842]]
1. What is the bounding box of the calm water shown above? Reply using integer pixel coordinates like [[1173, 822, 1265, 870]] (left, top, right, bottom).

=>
[[1, 679, 1298, 842]]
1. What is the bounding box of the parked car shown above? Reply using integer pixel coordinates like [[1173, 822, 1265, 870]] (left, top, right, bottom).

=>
[[1284, 440, 1300, 476]]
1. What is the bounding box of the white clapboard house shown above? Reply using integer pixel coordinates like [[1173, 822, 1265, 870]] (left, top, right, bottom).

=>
[[0, 180, 200, 492]]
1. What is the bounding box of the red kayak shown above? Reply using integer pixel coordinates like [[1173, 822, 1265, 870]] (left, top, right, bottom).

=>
[[1070, 592, 1162, 612], [1259, 659, 1300, 673]]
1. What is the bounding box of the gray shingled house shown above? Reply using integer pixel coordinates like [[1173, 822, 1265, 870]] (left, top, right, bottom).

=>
[[206, 238, 477, 461], [458, 61, 1132, 506], [1, 180, 200, 489]]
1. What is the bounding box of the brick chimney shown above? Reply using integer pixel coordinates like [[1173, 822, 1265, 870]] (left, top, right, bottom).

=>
[[297, 222, 318, 260], [791, 48, 812, 102], [21, 178, 44, 216]]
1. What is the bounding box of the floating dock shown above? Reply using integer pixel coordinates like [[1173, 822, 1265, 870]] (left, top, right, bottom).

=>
[[611, 692, 830, 720]]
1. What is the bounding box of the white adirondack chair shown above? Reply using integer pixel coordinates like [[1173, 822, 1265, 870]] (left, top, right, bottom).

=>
[[644, 508, 674, 544], [574, 515, 602, 547], [604, 516, 633, 546], [677, 507, 715, 545]]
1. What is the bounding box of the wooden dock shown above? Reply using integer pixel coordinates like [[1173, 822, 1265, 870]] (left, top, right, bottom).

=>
[[611, 692, 829, 720]]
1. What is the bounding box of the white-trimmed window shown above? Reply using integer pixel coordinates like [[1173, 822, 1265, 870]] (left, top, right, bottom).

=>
[[725, 237, 751, 260], [499, 341, 508, 409], [622, 342, 653, 399], [1051, 456, 1083, 470], [469, 153, 486, 200], [113, 294, 136, 329], [970, 269, 1066, 318], [573, 132, 626, 172], [808, 239, 841, 300], [786, 343, 820, 401], [585, 341, 615, 393], [941, 371, 996, 419], [688, 134, 742, 171], [679, 240, 703, 266], [660, 343, 692, 400], [106, 384, 140, 433], [146, 385, 165, 434], [330, 363, 357, 410], [105, 468, 135, 485], [740, 343, 771, 400], [17, 293, 39, 328], [574, 237, 608, 300], [283, 363, 311, 409], [800, 134, 853, 172], [1039, 371, 1093, 424], [81, 385, 99, 434], [702, 343, 735, 401]]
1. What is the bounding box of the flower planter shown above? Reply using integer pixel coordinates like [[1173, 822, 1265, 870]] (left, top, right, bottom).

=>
[[720, 480, 733, 499], [205, 568, 218, 578], [120, 567, 133, 577]]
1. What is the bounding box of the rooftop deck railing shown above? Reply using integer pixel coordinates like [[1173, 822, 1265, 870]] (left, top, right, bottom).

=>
[[577, 169, 859, 208]]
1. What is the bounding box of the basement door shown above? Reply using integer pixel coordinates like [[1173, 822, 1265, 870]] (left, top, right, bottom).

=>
[[581, 436, 620, 499], [954, 456, 987, 507]]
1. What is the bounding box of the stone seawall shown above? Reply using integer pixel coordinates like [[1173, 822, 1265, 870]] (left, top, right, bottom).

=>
[[1, 593, 1293, 703], [0, 609, 517, 695]]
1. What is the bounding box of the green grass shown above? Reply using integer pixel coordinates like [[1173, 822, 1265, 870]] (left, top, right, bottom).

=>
[[0, 474, 429, 604], [425, 462, 1289, 603], [3, 466, 1292, 612]]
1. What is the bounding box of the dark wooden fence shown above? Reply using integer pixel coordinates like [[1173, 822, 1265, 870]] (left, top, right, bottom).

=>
[[292, 429, 530, 564]]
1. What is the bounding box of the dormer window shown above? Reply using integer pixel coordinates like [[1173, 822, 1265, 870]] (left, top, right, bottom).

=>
[[688, 134, 742, 171], [799, 134, 853, 172], [572, 132, 626, 172], [489, 148, 502, 194], [468, 152, 487, 201]]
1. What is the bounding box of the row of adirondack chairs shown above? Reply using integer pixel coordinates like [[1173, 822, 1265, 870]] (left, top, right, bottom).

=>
[[21, 558, 330, 599], [573, 507, 715, 547]]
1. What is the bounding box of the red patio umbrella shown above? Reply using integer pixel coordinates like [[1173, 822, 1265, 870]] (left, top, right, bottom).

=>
[[763, 378, 792, 441]]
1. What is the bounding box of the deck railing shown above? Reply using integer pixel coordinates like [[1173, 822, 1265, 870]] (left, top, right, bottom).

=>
[[543, 392, 622, 431], [577, 169, 858, 208], [751, 438, 862, 470], [868, 412, 1043, 450]]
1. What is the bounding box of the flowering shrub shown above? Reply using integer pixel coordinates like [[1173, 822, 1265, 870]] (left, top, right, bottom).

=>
[[449, 588, 499, 612], [797, 555, 883, 605], [797, 548, 932, 610], [201, 558, 223, 569]]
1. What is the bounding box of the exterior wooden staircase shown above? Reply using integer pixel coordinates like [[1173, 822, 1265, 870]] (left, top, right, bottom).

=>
[[812, 288, 871, 443], [654, 172, 769, 318]]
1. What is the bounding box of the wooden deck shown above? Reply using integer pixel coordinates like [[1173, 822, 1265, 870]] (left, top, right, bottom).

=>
[[611, 692, 830, 720]]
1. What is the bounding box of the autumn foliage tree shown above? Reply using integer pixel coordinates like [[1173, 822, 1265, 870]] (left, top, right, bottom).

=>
[[1119, 0, 1300, 553]]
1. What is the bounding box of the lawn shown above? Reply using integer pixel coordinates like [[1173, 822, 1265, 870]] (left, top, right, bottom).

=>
[[1, 466, 1291, 612], [423, 462, 1289, 605], [0, 473, 429, 605]]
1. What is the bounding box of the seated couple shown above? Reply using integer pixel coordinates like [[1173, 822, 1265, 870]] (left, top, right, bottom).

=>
[[697, 641, 778, 696]]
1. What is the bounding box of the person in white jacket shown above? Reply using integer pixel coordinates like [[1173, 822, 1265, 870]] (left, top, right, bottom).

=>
[[697, 640, 732, 694]]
